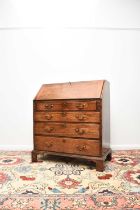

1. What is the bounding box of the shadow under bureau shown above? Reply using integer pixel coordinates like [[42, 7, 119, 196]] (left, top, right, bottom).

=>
[[32, 80, 111, 171]]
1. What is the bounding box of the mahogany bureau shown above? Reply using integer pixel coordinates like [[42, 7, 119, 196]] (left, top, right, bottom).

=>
[[32, 80, 111, 171]]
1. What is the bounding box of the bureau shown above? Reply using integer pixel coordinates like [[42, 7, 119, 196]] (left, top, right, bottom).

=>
[[32, 80, 111, 171]]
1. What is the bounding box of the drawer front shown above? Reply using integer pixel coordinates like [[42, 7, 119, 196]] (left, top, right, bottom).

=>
[[34, 111, 100, 123], [34, 100, 97, 111], [34, 136, 100, 156], [34, 122, 100, 139]]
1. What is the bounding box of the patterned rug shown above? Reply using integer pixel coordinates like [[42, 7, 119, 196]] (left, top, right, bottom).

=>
[[0, 150, 140, 210]]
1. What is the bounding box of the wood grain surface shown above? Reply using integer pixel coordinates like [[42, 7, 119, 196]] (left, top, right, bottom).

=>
[[34, 111, 100, 123], [34, 136, 100, 156], [34, 122, 100, 139]]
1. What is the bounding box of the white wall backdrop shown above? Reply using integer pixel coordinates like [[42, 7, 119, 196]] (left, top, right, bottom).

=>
[[0, 0, 140, 150]]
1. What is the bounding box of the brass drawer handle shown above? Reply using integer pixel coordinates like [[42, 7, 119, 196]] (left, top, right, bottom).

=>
[[45, 114, 53, 120], [75, 114, 87, 121], [46, 127, 54, 133], [76, 145, 87, 152], [75, 128, 85, 135], [76, 103, 86, 109], [45, 104, 54, 109], [45, 142, 53, 148]]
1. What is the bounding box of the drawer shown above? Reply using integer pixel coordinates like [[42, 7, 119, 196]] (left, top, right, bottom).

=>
[[34, 122, 100, 139], [34, 100, 97, 111], [34, 136, 100, 156], [34, 111, 100, 123]]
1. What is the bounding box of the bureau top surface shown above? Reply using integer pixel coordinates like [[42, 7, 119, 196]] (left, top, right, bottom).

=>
[[34, 80, 105, 100]]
